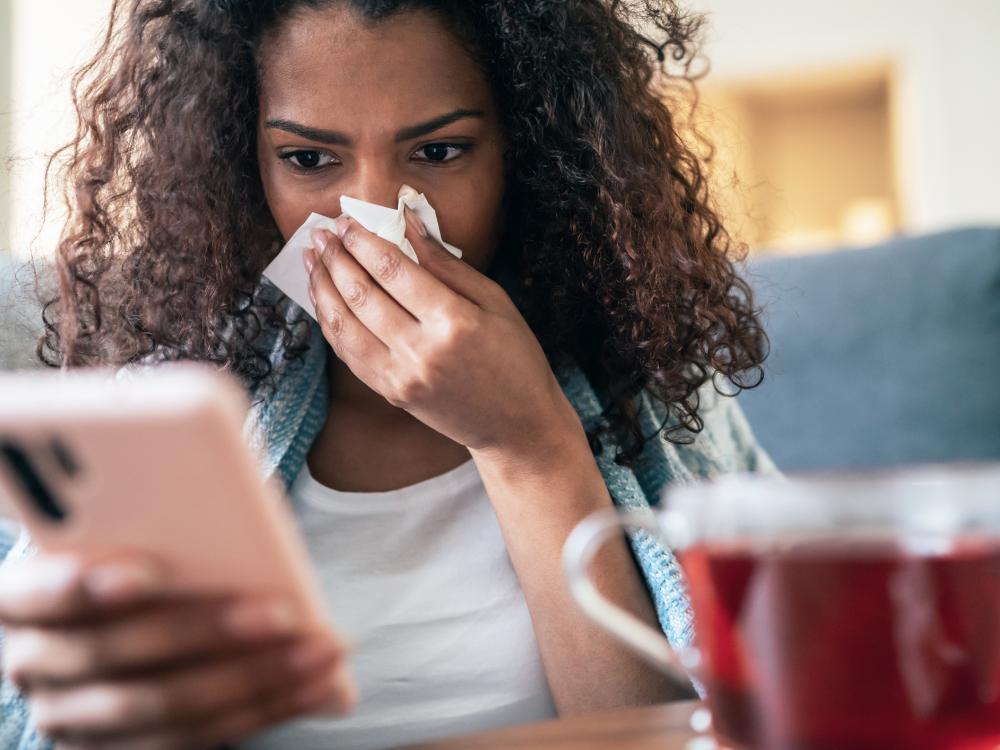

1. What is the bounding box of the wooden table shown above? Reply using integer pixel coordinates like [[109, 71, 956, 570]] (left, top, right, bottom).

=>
[[398, 700, 709, 749]]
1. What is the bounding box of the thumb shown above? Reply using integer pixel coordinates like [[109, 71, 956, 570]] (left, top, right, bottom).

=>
[[0, 554, 162, 625]]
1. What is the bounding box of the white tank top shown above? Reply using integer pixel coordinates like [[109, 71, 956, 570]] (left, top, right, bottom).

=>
[[242, 458, 557, 750]]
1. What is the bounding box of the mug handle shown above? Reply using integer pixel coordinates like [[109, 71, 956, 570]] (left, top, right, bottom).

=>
[[562, 506, 695, 684]]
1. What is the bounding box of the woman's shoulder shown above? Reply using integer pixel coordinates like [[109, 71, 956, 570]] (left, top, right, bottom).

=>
[[631, 378, 779, 505], [673, 379, 777, 475], [556, 359, 778, 500]]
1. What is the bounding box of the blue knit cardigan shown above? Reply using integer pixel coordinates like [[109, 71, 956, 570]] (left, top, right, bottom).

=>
[[0, 314, 776, 749]]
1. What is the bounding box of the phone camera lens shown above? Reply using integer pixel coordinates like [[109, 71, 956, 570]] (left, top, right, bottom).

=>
[[0, 439, 69, 523]]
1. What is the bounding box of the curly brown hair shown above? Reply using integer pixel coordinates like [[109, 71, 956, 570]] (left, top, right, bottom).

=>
[[40, 0, 767, 467]]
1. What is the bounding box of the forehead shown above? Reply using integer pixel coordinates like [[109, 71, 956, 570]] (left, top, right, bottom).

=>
[[257, 5, 492, 128]]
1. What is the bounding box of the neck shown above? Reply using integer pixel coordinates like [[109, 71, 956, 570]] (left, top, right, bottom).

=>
[[326, 349, 404, 419], [310, 347, 472, 492]]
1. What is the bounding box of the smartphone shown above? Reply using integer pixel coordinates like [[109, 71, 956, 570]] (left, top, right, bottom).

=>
[[0, 363, 332, 636]]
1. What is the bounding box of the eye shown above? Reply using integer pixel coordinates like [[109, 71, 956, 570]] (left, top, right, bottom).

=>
[[279, 150, 337, 171], [412, 143, 468, 164]]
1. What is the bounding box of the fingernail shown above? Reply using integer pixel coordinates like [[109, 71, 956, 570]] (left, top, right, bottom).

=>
[[332, 217, 350, 239], [313, 229, 336, 257], [294, 676, 336, 711], [404, 205, 428, 238], [289, 640, 339, 674], [84, 560, 161, 603], [35, 555, 82, 594], [303, 248, 315, 274], [294, 667, 356, 712], [223, 599, 298, 639], [332, 666, 359, 711]]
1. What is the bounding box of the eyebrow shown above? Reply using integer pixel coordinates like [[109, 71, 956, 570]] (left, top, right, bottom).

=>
[[264, 108, 486, 146]]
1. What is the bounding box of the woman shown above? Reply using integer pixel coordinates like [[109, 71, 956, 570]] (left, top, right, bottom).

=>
[[0, 1, 774, 748]]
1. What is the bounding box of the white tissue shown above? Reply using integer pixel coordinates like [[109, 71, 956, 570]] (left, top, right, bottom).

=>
[[261, 185, 462, 320]]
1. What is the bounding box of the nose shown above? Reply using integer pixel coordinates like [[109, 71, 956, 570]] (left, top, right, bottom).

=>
[[340, 161, 405, 209]]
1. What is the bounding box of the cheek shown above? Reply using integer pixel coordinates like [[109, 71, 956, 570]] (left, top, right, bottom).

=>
[[258, 158, 334, 242], [445, 200, 502, 271], [258, 161, 298, 242], [439, 164, 506, 271]]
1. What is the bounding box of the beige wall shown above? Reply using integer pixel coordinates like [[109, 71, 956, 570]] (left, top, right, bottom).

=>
[[0, 0, 12, 253], [697, 69, 899, 251], [693, 0, 1000, 235], [754, 87, 896, 247], [6, 1, 110, 260]]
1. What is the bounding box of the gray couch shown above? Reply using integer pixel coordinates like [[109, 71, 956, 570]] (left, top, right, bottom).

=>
[[2, 226, 998, 471], [0, 253, 47, 370], [740, 226, 1000, 471]]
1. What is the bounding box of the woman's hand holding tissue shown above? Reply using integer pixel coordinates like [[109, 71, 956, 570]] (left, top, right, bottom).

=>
[[304, 209, 680, 716], [303, 207, 583, 466]]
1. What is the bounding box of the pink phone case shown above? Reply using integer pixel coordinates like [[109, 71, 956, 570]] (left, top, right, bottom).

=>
[[0, 364, 332, 636]]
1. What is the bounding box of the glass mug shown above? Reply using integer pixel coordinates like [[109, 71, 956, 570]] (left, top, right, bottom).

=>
[[563, 464, 1000, 750]]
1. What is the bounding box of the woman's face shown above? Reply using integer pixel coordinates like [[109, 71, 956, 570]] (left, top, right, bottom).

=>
[[256, 5, 507, 273]]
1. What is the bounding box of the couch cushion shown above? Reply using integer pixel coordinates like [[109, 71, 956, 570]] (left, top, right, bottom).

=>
[[0, 254, 47, 370], [739, 226, 1000, 471]]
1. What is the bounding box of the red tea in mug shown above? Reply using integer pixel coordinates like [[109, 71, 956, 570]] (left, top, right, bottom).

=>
[[681, 538, 1000, 750]]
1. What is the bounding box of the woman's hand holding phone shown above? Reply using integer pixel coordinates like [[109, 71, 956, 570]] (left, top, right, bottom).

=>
[[0, 551, 357, 750]]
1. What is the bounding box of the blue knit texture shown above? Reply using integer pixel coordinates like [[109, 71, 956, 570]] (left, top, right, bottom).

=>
[[0, 314, 775, 749]]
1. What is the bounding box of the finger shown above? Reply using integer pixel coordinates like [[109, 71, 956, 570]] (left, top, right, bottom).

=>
[[0, 555, 161, 627], [333, 215, 479, 321], [4, 596, 302, 688], [190, 659, 356, 748], [310, 229, 419, 347], [30, 636, 349, 741], [306, 245, 390, 374], [402, 206, 506, 310]]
